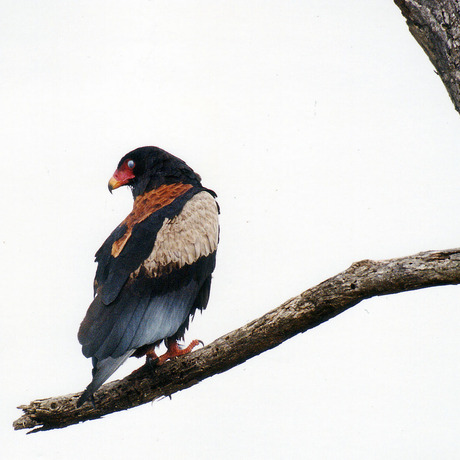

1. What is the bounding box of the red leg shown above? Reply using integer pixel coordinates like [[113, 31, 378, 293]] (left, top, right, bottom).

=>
[[145, 347, 159, 361], [157, 339, 202, 365], [130, 345, 160, 374]]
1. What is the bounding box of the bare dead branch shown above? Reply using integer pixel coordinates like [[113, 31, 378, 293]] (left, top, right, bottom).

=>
[[394, 0, 460, 113], [13, 248, 460, 433]]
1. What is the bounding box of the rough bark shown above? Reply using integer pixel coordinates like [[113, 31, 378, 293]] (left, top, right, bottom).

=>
[[13, 248, 460, 433], [394, 0, 460, 113]]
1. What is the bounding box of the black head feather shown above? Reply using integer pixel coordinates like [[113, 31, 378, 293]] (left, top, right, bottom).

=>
[[117, 146, 202, 197]]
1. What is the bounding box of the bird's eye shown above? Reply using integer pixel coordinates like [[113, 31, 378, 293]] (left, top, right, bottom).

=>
[[127, 160, 135, 169]]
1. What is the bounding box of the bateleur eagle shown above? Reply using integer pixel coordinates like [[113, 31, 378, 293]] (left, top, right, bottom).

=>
[[77, 146, 219, 407]]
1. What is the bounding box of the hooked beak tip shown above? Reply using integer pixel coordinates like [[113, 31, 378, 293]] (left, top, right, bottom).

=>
[[108, 176, 122, 194]]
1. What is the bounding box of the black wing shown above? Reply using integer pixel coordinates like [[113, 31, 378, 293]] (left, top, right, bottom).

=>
[[93, 186, 201, 305], [77, 188, 218, 404]]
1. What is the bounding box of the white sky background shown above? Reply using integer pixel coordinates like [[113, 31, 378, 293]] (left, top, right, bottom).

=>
[[1, 1, 459, 458]]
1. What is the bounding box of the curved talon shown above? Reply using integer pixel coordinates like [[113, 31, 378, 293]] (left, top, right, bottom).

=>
[[146, 355, 159, 368], [185, 339, 203, 352]]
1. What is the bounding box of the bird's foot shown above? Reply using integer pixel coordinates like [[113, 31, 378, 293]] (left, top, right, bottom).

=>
[[129, 346, 159, 374], [145, 347, 160, 368], [156, 339, 203, 365]]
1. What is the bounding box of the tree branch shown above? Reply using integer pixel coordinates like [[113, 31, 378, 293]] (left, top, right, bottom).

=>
[[12, 248, 460, 432], [394, 0, 460, 114]]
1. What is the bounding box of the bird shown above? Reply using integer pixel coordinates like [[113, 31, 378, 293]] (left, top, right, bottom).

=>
[[77, 146, 219, 407]]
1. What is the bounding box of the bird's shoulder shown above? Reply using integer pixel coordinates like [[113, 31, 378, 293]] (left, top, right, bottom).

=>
[[94, 184, 218, 305]]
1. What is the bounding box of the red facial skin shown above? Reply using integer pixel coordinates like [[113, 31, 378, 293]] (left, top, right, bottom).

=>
[[108, 160, 135, 192]]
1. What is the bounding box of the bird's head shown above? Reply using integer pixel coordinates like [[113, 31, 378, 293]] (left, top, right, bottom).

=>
[[108, 146, 202, 197]]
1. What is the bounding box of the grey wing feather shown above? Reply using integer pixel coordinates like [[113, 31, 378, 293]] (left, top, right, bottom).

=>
[[77, 281, 199, 407], [126, 281, 199, 351]]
